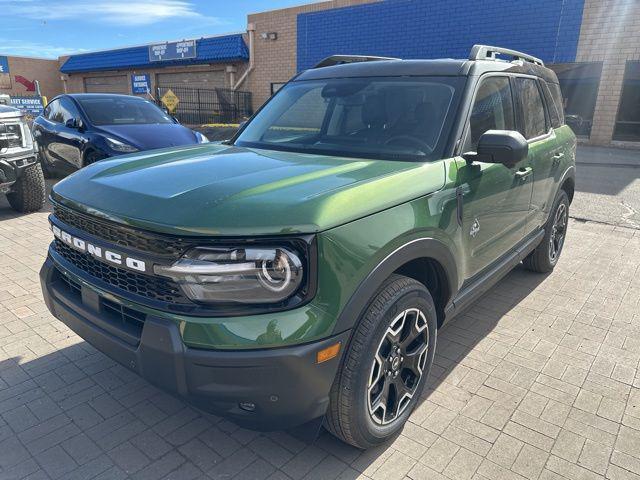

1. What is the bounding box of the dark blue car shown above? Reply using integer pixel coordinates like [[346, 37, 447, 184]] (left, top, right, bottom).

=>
[[32, 93, 208, 175]]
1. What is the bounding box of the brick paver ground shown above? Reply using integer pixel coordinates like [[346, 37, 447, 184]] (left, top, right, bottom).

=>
[[1, 198, 640, 479]]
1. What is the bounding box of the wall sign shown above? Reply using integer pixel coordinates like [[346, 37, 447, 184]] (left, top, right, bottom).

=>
[[0, 56, 10, 89], [149, 40, 196, 62], [10, 96, 44, 116], [131, 74, 151, 94]]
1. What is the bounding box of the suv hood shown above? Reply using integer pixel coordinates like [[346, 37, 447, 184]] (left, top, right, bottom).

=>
[[52, 144, 446, 236], [96, 123, 197, 150]]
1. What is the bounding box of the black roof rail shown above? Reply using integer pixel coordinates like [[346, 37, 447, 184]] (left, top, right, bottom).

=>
[[469, 44, 544, 66], [313, 55, 400, 69]]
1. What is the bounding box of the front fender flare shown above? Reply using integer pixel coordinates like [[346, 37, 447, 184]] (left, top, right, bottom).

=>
[[331, 237, 459, 335]]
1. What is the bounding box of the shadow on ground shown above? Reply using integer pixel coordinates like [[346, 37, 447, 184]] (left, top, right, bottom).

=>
[[0, 261, 550, 479]]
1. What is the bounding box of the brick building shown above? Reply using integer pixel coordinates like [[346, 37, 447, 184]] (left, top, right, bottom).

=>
[[0, 55, 63, 100], [245, 0, 639, 147], [58, 34, 249, 96]]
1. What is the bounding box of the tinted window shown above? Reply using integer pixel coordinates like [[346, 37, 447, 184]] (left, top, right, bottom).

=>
[[515, 78, 547, 139], [547, 82, 565, 125], [540, 81, 563, 128], [77, 96, 173, 126], [46, 100, 61, 122], [613, 61, 640, 142], [58, 97, 81, 124], [549, 62, 601, 137], [235, 76, 461, 162], [468, 76, 515, 149]]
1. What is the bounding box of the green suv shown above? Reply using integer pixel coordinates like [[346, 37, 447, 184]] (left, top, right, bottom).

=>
[[41, 45, 575, 449]]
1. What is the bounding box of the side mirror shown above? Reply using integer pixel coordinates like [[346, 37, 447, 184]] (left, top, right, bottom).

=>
[[65, 118, 81, 129], [463, 130, 528, 168]]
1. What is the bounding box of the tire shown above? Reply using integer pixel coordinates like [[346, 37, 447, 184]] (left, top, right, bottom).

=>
[[6, 163, 46, 213], [325, 274, 437, 449], [523, 189, 569, 273]]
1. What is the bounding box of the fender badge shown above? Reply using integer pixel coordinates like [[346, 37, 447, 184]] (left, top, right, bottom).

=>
[[470, 218, 480, 238]]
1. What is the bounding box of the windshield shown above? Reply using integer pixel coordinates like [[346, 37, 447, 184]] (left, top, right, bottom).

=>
[[235, 76, 461, 161], [78, 96, 174, 126]]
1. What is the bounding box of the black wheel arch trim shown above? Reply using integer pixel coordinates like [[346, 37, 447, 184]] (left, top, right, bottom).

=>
[[558, 166, 576, 203], [331, 237, 459, 335]]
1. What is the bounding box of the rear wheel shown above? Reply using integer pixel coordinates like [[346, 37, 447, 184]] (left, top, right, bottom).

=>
[[325, 275, 437, 449], [6, 163, 46, 213], [523, 190, 569, 273]]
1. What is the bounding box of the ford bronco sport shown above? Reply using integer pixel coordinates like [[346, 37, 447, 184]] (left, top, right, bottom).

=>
[[41, 45, 576, 449], [0, 105, 46, 213]]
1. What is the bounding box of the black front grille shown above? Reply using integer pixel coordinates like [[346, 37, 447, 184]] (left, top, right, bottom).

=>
[[54, 239, 189, 304], [53, 204, 188, 257]]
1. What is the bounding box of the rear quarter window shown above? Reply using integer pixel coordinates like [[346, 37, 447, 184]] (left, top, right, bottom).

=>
[[545, 82, 565, 127], [514, 77, 547, 139]]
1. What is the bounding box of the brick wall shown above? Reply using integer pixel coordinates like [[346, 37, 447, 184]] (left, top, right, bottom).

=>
[[246, 0, 376, 110], [576, 0, 640, 146], [59, 61, 246, 97], [0, 56, 63, 100], [296, 0, 585, 71]]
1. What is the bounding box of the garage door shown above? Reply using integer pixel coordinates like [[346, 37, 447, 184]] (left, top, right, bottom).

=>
[[84, 75, 129, 94], [156, 70, 225, 89]]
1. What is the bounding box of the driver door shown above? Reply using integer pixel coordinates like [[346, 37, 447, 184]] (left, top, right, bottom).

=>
[[457, 75, 533, 281]]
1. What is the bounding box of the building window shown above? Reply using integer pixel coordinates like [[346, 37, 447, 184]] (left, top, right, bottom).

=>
[[613, 61, 640, 142], [549, 63, 603, 138], [270, 82, 286, 96]]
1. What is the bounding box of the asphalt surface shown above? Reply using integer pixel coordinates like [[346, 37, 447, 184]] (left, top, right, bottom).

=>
[[573, 146, 640, 229]]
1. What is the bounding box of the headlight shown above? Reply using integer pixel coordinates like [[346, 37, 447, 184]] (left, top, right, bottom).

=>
[[104, 136, 138, 153], [154, 246, 304, 304], [194, 131, 209, 143]]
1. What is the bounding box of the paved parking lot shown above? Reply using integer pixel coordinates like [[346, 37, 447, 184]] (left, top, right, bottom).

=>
[[1, 169, 640, 479]]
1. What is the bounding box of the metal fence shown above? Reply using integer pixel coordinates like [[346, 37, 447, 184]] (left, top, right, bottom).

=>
[[155, 86, 252, 125]]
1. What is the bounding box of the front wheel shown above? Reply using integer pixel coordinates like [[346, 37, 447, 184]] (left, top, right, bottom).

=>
[[325, 274, 437, 449], [523, 190, 569, 273], [6, 163, 46, 213]]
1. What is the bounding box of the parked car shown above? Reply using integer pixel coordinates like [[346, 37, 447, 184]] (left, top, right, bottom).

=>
[[32, 94, 208, 175], [41, 46, 575, 448], [0, 105, 45, 213]]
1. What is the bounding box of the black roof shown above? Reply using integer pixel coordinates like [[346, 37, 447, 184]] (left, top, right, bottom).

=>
[[295, 58, 559, 83]]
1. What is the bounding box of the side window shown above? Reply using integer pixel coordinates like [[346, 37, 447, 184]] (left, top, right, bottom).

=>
[[540, 81, 562, 128], [547, 82, 565, 125], [515, 78, 547, 139], [46, 100, 61, 122], [468, 76, 515, 150], [58, 97, 81, 125]]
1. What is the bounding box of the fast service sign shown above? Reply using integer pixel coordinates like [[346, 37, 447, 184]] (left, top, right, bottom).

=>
[[10, 96, 45, 116]]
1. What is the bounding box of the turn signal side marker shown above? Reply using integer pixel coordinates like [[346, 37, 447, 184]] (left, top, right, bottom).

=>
[[316, 342, 341, 364]]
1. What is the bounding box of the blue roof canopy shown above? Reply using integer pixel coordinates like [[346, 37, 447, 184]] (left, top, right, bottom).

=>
[[61, 34, 248, 74]]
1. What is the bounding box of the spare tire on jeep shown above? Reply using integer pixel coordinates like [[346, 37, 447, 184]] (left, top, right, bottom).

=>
[[6, 163, 46, 213]]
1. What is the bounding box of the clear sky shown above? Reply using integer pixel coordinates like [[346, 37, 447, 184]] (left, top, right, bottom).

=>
[[1, 0, 317, 58]]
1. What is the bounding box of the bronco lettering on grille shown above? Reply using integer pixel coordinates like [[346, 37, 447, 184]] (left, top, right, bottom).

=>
[[51, 224, 148, 273]]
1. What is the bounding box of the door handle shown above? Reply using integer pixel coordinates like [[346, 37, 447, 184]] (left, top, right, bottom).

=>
[[552, 152, 564, 166], [515, 167, 533, 180]]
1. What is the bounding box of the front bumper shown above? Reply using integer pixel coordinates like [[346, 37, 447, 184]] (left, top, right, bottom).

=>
[[40, 256, 348, 430], [0, 152, 38, 189]]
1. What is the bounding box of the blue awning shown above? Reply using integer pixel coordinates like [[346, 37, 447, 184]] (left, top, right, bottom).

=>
[[61, 34, 248, 74]]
